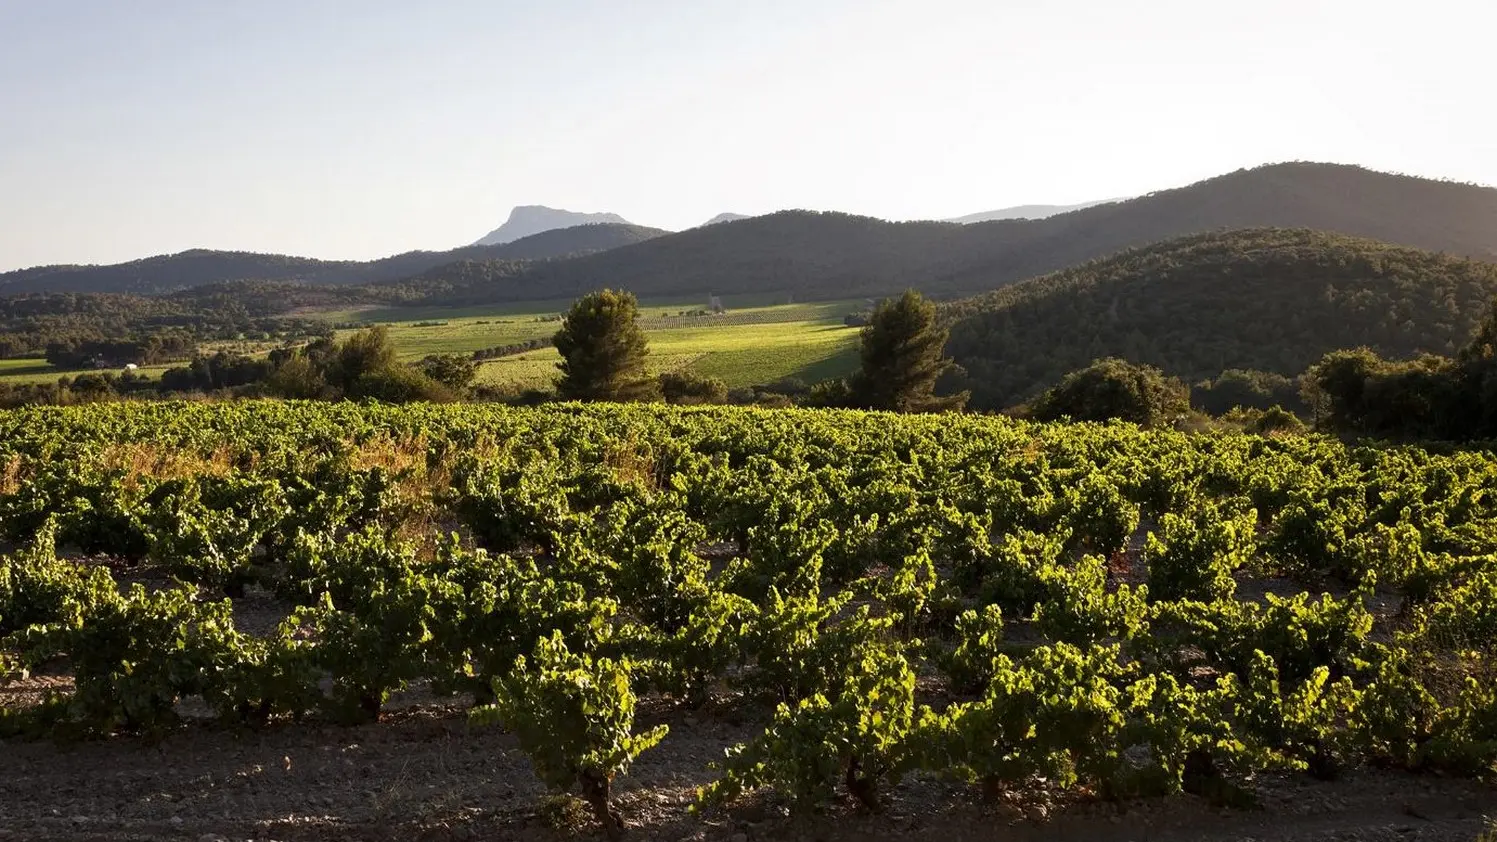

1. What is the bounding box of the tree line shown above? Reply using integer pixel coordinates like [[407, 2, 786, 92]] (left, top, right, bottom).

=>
[[13, 276, 1497, 446], [0, 284, 356, 360], [0, 289, 971, 414]]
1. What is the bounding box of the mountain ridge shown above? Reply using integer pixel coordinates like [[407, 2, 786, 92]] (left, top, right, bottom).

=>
[[5, 162, 1497, 302], [701, 212, 752, 226], [473, 205, 634, 246], [0, 223, 668, 296], [943, 199, 1122, 223], [390, 162, 1497, 308]]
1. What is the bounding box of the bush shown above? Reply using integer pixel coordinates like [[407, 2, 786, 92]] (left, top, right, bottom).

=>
[[1193, 369, 1305, 415], [925, 643, 1130, 795], [765, 377, 810, 397], [943, 604, 1007, 692], [1253, 405, 1306, 433], [350, 366, 457, 403], [1031, 358, 1190, 427], [754, 392, 796, 408], [1302, 348, 1463, 437], [804, 378, 854, 408], [417, 354, 478, 390], [9, 585, 255, 733], [660, 371, 728, 405], [1219, 405, 1307, 434], [264, 353, 330, 399]]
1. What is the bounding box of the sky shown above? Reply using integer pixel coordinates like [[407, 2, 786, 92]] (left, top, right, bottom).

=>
[[1, 0, 1494, 271]]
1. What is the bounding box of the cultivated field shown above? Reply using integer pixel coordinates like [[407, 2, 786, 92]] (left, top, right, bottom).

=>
[[335, 299, 862, 390], [1, 402, 1495, 841], [0, 301, 863, 391]]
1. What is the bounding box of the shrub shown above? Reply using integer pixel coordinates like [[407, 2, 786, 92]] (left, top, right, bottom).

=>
[[472, 632, 666, 839], [350, 366, 457, 403], [1031, 358, 1190, 426], [660, 371, 728, 405]]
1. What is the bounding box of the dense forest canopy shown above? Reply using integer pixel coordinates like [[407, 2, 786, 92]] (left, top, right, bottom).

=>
[[0, 282, 377, 357], [942, 228, 1497, 409]]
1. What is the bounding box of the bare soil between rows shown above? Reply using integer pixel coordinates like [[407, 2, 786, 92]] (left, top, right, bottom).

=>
[[3, 696, 1494, 842]]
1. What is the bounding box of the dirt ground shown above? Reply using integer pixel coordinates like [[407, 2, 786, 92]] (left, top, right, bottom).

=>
[[3, 693, 1495, 842]]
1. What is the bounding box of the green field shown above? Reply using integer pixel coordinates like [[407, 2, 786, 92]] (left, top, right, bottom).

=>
[[348, 299, 864, 391], [0, 300, 865, 390], [0, 358, 170, 386], [335, 317, 556, 357]]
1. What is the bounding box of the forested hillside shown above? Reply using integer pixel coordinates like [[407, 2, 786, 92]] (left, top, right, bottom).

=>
[[0, 282, 381, 356], [384, 210, 969, 304], [943, 228, 1497, 409], [7, 162, 1494, 305], [0, 224, 666, 296], [381, 163, 1497, 307]]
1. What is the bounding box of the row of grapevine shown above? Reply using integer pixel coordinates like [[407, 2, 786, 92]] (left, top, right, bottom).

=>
[[3, 401, 1497, 835]]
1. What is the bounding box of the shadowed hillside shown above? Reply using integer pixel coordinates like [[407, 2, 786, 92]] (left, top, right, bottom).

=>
[[0, 224, 667, 296], [941, 228, 1497, 409], [395, 163, 1497, 306], [5, 163, 1495, 309]]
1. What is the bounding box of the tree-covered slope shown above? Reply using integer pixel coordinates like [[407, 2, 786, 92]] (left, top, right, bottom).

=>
[[0, 250, 345, 296], [943, 229, 1497, 409], [385, 162, 1497, 307], [0, 224, 667, 295], [480, 223, 666, 261], [386, 210, 974, 304], [6, 161, 1496, 308]]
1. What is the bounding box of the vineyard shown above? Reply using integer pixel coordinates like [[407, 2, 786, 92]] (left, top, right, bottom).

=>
[[2, 401, 1496, 840]]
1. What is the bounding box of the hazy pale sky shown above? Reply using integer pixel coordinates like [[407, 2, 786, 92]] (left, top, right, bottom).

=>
[[1, 0, 1493, 271]]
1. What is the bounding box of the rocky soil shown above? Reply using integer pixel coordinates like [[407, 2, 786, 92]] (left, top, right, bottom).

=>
[[3, 694, 1494, 842]]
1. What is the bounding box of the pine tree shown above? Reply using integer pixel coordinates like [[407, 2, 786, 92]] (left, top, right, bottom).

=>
[[554, 290, 659, 402], [851, 290, 968, 412]]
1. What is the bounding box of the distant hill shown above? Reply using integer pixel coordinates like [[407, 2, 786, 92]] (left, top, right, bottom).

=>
[[0, 223, 667, 296], [701, 213, 752, 226], [7, 161, 1497, 306], [942, 228, 1497, 409], [944, 199, 1120, 223], [474, 205, 634, 246], [390, 210, 971, 304], [479, 223, 667, 260], [0, 251, 340, 297], [393, 163, 1497, 307]]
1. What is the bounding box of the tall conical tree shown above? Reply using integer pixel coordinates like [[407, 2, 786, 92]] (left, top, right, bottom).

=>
[[554, 289, 659, 402], [851, 290, 968, 412]]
